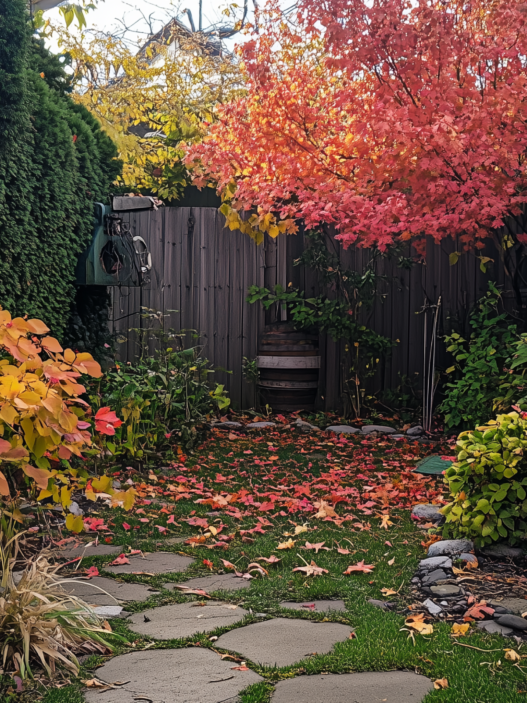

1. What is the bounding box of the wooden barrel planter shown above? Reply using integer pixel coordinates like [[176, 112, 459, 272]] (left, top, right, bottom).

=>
[[257, 321, 320, 412]]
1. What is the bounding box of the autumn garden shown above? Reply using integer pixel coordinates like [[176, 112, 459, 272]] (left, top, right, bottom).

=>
[[1, 0, 527, 701]]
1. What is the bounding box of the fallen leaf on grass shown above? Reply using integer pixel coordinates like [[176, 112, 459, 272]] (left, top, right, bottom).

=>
[[221, 559, 237, 570], [313, 500, 337, 519], [405, 613, 434, 635], [228, 433, 240, 440], [337, 547, 351, 555], [505, 649, 522, 662], [247, 562, 268, 577], [381, 587, 397, 596], [203, 559, 214, 570], [278, 538, 296, 550], [293, 560, 328, 577], [379, 514, 393, 529], [304, 541, 328, 553], [343, 560, 375, 575], [434, 678, 449, 690], [257, 555, 281, 564], [109, 554, 130, 566], [294, 525, 309, 535], [387, 557, 395, 566], [451, 623, 470, 637]]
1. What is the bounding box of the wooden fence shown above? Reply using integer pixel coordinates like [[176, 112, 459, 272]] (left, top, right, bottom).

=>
[[110, 206, 521, 412]]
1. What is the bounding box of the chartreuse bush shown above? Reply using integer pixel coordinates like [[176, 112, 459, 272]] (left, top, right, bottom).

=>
[[442, 412, 527, 546]]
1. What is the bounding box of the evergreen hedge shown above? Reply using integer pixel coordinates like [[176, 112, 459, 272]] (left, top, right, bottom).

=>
[[0, 0, 121, 344]]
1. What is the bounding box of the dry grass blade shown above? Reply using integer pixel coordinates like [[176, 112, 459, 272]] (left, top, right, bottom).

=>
[[0, 547, 125, 680]]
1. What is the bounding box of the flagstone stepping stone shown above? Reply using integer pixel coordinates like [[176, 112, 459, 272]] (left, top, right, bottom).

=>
[[279, 600, 346, 612], [495, 614, 527, 631], [54, 543, 122, 560], [164, 573, 250, 593], [407, 425, 424, 436], [83, 647, 263, 703], [215, 618, 352, 667], [411, 504, 444, 522], [427, 539, 473, 557], [361, 425, 397, 434], [128, 601, 248, 639], [477, 620, 513, 636], [105, 551, 194, 575], [326, 425, 360, 434], [61, 577, 159, 606], [271, 671, 433, 703], [247, 421, 276, 429], [490, 598, 527, 615], [418, 556, 452, 572], [212, 421, 243, 429]]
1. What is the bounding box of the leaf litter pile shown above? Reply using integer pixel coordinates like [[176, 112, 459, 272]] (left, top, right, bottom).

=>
[[52, 422, 527, 703]]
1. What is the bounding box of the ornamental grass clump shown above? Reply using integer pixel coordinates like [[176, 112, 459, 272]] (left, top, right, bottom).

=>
[[0, 545, 121, 678], [442, 412, 527, 546]]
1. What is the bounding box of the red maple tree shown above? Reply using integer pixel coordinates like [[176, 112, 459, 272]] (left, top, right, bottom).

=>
[[185, 0, 527, 266]]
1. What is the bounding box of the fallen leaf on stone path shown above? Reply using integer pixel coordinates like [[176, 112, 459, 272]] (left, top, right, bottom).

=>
[[451, 623, 470, 637], [302, 603, 316, 610], [231, 665, 250, 671], [381, 587, 397, 596], [85, 566, 99, 579], [405, 613, 434, 635], [304, 541, 328, 553], [128, 549, 142, 555], [505, 649, 521, 662], [293, 560, 328, 577], [464, 602, 494, 620], [343, 560, 375, 575], [131, 572, 155, 576], [257, 555, 281, 564], [83, 679, 108, 688], [109, 554, 130, 566], [434, 679, 448, 690], [278, 538, 296, 550], [174, 586, 211, 598]]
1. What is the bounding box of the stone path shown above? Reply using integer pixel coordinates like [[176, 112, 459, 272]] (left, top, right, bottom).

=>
[[280, 599, 346, 612], [84, 648, 263, 703], [163, 573, 250, 593], [215, 618, 353, 666], [54, 543, 122, 560], [272, 671, 434, 702], [128, 601, 248, 639], [105, 552, 195, 575], [61, 576, 158, 606]]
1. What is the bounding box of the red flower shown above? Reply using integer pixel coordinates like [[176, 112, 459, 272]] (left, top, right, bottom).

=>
[[95, 407, 123, 436]]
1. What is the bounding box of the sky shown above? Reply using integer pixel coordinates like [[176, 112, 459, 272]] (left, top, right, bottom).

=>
[[44, 1, 259, 51]]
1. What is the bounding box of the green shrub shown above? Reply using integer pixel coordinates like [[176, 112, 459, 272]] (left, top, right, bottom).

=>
[[439, 284, 520, 431], [441, 412, 527, 546]]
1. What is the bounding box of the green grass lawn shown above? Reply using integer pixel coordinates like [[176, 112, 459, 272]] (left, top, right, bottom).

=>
[[35, 430, 527, 703]]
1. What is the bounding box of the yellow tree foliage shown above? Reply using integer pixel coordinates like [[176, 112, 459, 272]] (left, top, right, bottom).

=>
[[0, 309, 134, 523], [49, 22, 246, 200]]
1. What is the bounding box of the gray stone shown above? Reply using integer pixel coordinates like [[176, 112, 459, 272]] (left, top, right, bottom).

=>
[[84, 648, 262, 703], [295, 419, 320, 432], [493, 606, 511, 615], [53, 543, 122, 560], [423, 599, 442, 616], [490, 598, 527, 615], [60, 576, 158, 606], [407, 426, 424, 437], [361, 425, 397, 434], [69, 501, 84, 517], [418, 556, 453, 572], [105, 551, 194, 575], [496, 614, 527, 631], [477, 620, 513, 636], [430, 584, 461, 597], [422, 569, 447, 586], [164, 573, 250, 593], [367, 599, 395, 611], [427, 539, 473, 557], [164, 536, 191, 545], [411, 504, 444, 522], [280, 600, 346, 613], [390, 434, 405, 439], [272, 671, 434, 703], [481, 544, 524, 559], [93, 606, 123, 618], [247, 421, 276, 429], [213, 421, 243, 429], [215, 618, 352, 667], [128, 601, 248, 639], [326, 425, 360, 434]]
